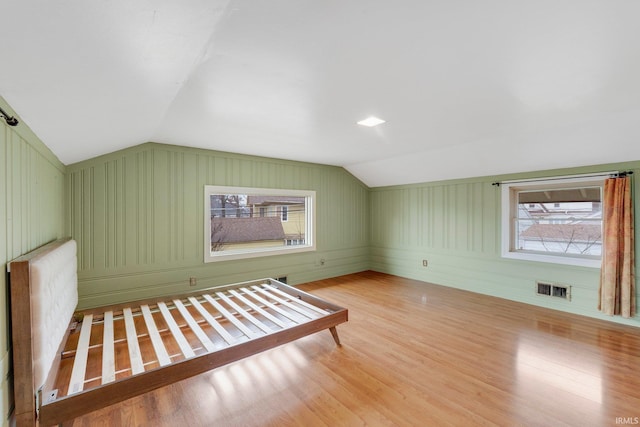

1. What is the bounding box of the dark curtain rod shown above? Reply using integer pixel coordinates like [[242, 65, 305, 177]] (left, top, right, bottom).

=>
[[0, 106, 19, 126], [492, 171, 634, 187]]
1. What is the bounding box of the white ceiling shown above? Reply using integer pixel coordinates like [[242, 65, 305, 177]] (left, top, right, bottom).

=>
[[2, 1, 640, 187]]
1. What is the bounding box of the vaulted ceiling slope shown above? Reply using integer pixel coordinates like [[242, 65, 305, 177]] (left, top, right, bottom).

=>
[[2, 1, 640, 187]]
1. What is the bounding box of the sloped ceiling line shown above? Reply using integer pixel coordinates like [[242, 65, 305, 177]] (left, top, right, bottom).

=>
[[1, 1, 639, 187]]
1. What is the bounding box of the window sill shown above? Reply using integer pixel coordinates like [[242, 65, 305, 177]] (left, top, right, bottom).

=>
[[502, 251, 601, 269], [204, 245, 315, 263]]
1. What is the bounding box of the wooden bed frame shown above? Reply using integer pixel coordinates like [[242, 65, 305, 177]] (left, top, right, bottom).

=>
[[9, 238, 348, 426]]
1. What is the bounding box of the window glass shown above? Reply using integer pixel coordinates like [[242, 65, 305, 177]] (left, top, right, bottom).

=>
[[501, 177, 604, 267], [204, 186, 315, 262]]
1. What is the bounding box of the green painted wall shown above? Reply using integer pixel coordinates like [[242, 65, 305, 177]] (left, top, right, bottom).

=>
[[3, 94, 640, 425], [0, 97, 66, 426], [370, 162, 640, 328], [66, 143, 370, 308]]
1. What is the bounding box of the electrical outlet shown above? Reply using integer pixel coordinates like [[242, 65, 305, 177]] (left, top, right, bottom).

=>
[[422, 259, 428, 267], [189, 277, 197, 286]]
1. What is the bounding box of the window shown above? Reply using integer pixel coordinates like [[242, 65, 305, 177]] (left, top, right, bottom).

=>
[[204, 186, 315, 262], [501, 176, 604, 268]]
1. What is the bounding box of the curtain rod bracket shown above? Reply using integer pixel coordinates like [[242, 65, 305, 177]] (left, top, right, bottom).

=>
[[0, 106, 19, 126]]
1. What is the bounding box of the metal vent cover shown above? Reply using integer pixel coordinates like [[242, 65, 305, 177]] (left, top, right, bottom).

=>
[[536, 281, 571, 301]]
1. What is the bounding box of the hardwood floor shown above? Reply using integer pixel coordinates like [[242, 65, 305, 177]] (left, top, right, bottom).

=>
[[70, 271, 640, 427]]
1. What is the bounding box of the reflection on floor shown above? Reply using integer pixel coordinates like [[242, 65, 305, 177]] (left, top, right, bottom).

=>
[[70, 272, 640, 427]]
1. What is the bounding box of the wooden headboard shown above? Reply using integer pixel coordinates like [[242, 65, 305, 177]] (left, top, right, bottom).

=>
[[9, 238, 78, 426]]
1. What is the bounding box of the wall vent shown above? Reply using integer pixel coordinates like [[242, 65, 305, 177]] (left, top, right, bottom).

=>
[[537, 282, 552, 296], [536, 281, 571, 301], [276, 276, 288, 284]]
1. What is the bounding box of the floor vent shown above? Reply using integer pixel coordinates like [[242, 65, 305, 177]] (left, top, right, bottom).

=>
[[536, 281, 571, 301]]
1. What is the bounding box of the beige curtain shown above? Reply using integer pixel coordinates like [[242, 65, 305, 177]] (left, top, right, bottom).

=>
[[598, 176, 635, 318]]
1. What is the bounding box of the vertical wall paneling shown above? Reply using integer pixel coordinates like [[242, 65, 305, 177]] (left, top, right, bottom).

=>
[[145, 150, 155, 265], [183, 153, 199, 262], [0, 97, 65, 426], [67, 143, 370, 308], [433, 186, 444, 249], [94, 163, 106, 270], [124, 155, 136, 266], [153, 150, 168, 264], [370, 166, 640, 328], [470, 182, 481, 253], [422, 187, 430, 248]]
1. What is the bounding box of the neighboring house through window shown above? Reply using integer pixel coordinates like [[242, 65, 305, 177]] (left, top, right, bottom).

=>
[[501, 175, 605, 268], [204, 186, 315, 262]]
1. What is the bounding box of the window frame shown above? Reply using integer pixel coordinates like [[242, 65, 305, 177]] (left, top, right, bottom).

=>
[[204, 185, 316, 263], [501, 176, 605, 268]]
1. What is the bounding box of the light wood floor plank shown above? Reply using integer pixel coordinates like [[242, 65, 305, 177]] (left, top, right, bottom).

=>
[[68, 272, 640, 427]]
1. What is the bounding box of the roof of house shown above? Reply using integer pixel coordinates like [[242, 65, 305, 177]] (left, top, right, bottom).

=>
[[520, 223, 602, 242], [211, 216, 285, 243], [247, 196, 305, 206]]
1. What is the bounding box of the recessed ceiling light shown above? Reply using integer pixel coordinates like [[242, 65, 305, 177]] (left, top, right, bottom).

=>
[[357, 116, 386, 127]]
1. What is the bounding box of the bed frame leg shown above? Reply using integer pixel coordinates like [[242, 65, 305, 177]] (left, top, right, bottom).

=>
[[329, 326, 341, 346]]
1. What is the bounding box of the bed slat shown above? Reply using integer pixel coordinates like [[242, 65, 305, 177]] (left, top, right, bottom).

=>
[[173, 299, 217, 352], [141, 305, 172, 366], [157, 302, 196, 359], [203, 294, 259, 339], [264, 284, 331, 315], [123, 308, 145, 375], [252, 285, 317, 319], [228, 289, 288, 329], [68, 314, 93, 395], [239, 287, 306, 324], [101, 311, 116, 384], [188, 297, 236, 345], [216, 292, 273, 334]]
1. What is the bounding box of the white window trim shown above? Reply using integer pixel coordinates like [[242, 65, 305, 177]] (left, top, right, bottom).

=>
[[204, 186, 316, 263], [500, 175, 605, 269]]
